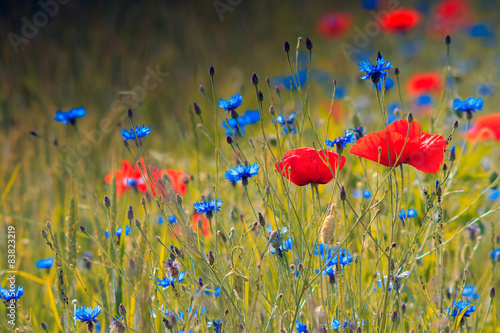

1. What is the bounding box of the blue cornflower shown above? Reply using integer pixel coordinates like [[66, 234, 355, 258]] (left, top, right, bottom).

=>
[[274, 70, 307, 91], [0, 286, 23, 302], [296, 319, 308, 333], [331, 319, 341, 330], [266, 224, 292, 256], [350, 126, 365, 141], [462, 285, 480, 300], [218, 94, 243, 112], [399, 209, 417, 220], [193, 198, 223, 218], [105, 225, 131, 238], [327, 248, 354, 266], [387, 102, 402, 124], [54, 106, 86, 125], [157, 271, 186, 289], [469, 24, 493, 37], [208, 320, 223, 333], [274, 112, 297, 134], [120, 125, 152, 141], [488, 189, 500, 200], [222, 110, 260, 137], [363, 190, 372, 199], [75, 305, 101, 324], [477, 84, 494, 97], [415, 94, 433, 107], [326, 130, 355, 149], [377, 269, 410, 292], [359, 53, 393, 84], [491, 248, 500, 260], [36, 258, 54, 269], [224, 162, 260, 184], [375, 76, 394, 91], [453, 97, 484, 112], [446, 300, 476, 317], [168, 215, 177, 223], [204, 286, 221, 297]]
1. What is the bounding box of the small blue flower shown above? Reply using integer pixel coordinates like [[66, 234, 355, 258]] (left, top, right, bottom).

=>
[[359, 53, 393, 84], [469, 24, 493, 37], [274, 70, 307, 91], [477, 84, 495, 97], [75, 305, 101, 324], [446, 300, 476, 317], [54, 107, 86, 125], [120, 125, 152, 141], [158, 216, 164, 224], [274, 112, 297, 134], [224, 162, 260, 183], [208, 320, 223, 333], [157, 271, 186, 289], [399, 209, 417, 220], [266, 224, 291, 256], [350, 127, 365, 141], [407, 209, 417, 218], [327, 248, 354, 266], [296, 319, 308, 333], [375, 76, 394, 91], [332, 319, 341, 330], [326, 130, 355, 149], [36, 258, 54, 269], [363, 190, 372, 199], [453, 97, 484, 112], [491, 248, 500, 260], [462, 285, 480, 300], [218, 94, 243, 112], [378, 270, 410, 291], [204, 286, 221, 297], [415, 94, 433, 107], [222, 110, 260, 137], [193, 198, 223, 218], [487, 189, 499, 200], [168, 215, 177, 223], [0, 286, 23, 302], [105, 225, 131, 238]]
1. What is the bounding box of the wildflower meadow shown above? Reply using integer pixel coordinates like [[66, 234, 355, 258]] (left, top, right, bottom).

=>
[[1, 1, 500, 332]]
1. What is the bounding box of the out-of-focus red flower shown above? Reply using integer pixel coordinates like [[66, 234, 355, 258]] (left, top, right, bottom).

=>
[[380, 8, 422, 33], [192, 213, 211, 237], [275, 148, 346, 186], [428, 0, 474, 37], [105, 160, 147, 196], [467, 113, 500, 141], [317, 12, 353, 39], [163, 169, 188, 196], [406, 72, 442, 95], [349, 119, 447, 174]]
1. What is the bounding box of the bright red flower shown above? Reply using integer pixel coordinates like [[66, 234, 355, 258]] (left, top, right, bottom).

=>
[[105, 160, 148, 196], [275, 148, 346, 186], [317, 12, 353, 39], [406, 72, 442, 95], [380, 8, 422, 33], [428, 0, 474, 37], [192, 213, 211, 237], [163, 169, 188, 196], [349, 120, 447, 174], [467, 113, 500, 141]]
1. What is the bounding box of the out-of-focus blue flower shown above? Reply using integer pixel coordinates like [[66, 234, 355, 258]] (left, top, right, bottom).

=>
[[326, 130, 355, 149], [446, 300, 476, 317], [36, 258, 54, 269], [208, 320, 223, 333], [75, 306, 101, 324], [274, 70, 308, 91], [350, 126, 365, 141], [378, 269, 410, 292], [359, 54, 393, 84], [274, 112, 297, 134], [193, 199, 222, 217], [353, 189, 371, 199], [415, 94, 433, 107], [399, 209, 417, 220], [168, 215, 177, 223], [267, 224, 291, 256], [218, 94, 243, 112], [477, 84, 495, 97], [327, 248, 354, 266], [469, 24, 493, 37], [296, 319, 308, 332], [363, 190, 372, 199], [487, 189, 499, 200], [157, 271, 186, 289], [120, 125, 151, 141], [387, 102, 402, 124], [331, 319, 341, 330], [204, 286, 221, 297], [375, 77, 394, 91], [462, 285, 480, 300], [453, 97, 484, 112], [54, 106, 86, 125], [222, 110, 260, 137], [105, 225, 131, 238], [333, 85, 346, 99], [224, 162, 260, 183], [0, 286, 23, 301], [362, 0, 378, 10], [491, 248, 500, 260]]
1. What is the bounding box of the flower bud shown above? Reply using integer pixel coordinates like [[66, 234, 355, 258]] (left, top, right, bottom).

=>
[[41, 229, 49, 239], [209, 66, 215, 76], [284, 41, 290, 53], [251, 72, 259, 86], [127, 109, 134, 119], [305, 37, 313, 50], [445, 35, 451, 45], [194, 102, 201, 115], [490, 287, 496, 298], [127, 206, 134, 221], [340, 186, 347, 201], [104, 196, 111, 208]]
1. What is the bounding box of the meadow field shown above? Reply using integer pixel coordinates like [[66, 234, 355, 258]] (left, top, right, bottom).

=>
[[1, 0, 500, 332]]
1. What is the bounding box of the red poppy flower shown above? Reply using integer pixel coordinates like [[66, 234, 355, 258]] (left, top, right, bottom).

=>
[[162, 169, 188, 196], [317, 12, 353, 39], [192, 213, 211, 237], [406, 72, 442, 95], [428, 0, 474, 37], [275, 148, 346, 186], [349, 120, 447, 174], [105, 160, 148, 196], [467, 113, 500, 141], [380, 8, 422, 33]]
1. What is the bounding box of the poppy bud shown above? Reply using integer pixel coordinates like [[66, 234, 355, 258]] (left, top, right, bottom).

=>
[[209, 66, 215, 76], [453, 121, 459, 129], [41, 322, 48, 330], [395, 67, 400, 75], [134, 218, 141, 228], [80, 225, 87, 233], [490, 287, 496, 298], [199, 85, 205, 93], [340, 186, 347, 201], [407, 112, 414, 123], [284, 41, 290, 53], [305, 37, 313, 50], [226, 136, 234, 144], [194, 102, 201, 115], [127, 109, 134, 119], [251, 72, 259, 86], [41, 229, 48, 239], [445, 35, 451, 45]]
